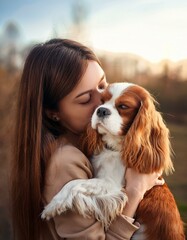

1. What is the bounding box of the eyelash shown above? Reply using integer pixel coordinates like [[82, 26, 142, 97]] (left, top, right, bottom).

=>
[[81, 99, 91, 104], [80, 94, 91, 105], [80, 81, 107, 105]]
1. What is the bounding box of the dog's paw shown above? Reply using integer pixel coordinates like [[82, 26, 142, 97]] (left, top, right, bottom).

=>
[[41, 178, 127, 227], [41, 197, 68, 220], [41, 180, 80, 220], [40, 179, 101, 220], [93, 190, 128, 228]]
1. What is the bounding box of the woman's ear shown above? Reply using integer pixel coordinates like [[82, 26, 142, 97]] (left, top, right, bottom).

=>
[[45, 109, 60, 122], [121, 91, 174, 174], [80, 123, 104, 157]]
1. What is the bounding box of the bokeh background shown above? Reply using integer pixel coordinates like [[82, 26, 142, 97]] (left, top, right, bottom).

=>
[[0, 0, 187, 239]]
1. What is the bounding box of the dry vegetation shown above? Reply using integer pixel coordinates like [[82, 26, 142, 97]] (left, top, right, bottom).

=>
[[0, 66, 20, 239]]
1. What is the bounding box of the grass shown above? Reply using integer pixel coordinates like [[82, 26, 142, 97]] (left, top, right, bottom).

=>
[[0, 81, 186, 239]]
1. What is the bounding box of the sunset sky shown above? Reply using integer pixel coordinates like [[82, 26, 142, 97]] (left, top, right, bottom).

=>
[[0, 0, 187, 62]]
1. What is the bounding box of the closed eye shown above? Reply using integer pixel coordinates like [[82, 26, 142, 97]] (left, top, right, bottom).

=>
[[79, 93, 91, 104], [80, 99, 91, 104]]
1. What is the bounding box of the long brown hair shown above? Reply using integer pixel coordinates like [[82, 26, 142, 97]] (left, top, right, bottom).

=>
[[11, 39, 100, 240]]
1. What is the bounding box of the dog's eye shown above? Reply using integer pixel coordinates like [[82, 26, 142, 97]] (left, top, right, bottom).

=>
[[118, 104, 128, 110]]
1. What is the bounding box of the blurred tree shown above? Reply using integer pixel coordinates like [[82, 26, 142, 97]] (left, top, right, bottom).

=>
[[4, 22, 20, 42], [0, 21, 22, 71], [72, 0, 88, 25], [67, 0, 90, 43]]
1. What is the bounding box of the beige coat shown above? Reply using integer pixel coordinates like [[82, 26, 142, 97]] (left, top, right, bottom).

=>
[[42, 145, 139, 239]]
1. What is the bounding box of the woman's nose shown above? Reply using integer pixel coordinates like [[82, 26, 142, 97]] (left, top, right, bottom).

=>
[[94, 90, 102, 108]]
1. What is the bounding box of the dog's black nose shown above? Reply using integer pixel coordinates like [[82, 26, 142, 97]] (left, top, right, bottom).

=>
[[97, 107, 111, 118]]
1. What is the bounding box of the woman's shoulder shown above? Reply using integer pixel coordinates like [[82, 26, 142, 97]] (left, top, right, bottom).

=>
[[47, 143, 93, 184], [51, 144, 90, 168]]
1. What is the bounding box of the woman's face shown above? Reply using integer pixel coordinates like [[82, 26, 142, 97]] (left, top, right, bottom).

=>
[[57, 61, 108, 134]]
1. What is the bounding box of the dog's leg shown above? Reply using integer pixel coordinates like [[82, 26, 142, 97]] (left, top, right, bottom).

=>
[[41, 178, 127, 228], [135, 184, 185, 240]]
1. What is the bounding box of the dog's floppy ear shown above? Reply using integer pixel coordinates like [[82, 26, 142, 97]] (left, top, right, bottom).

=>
[[121, 87, 174, 174], [80, 123, 104, 157]]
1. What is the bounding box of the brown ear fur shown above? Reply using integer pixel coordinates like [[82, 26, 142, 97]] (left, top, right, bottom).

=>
[[121, 87, 174, 174], [80, 123, 104, 158]]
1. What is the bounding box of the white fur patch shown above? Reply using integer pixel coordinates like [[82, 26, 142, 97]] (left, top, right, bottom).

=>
[[109, 82, 134, 100], [91, 148, 125, 187]]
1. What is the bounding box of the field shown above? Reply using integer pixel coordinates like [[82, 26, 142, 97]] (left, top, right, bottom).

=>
[[167, 122, 187, 235], [0, 69, 186, 238], [0, 121, 187, 239]]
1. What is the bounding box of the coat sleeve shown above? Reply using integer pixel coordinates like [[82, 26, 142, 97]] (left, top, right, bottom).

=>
[[43, 145, 139, 240]]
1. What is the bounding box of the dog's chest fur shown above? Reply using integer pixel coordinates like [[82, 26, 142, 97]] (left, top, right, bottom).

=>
[[91, 148, 126, 188]]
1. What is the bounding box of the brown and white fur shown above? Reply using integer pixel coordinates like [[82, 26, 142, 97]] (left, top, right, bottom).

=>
[[42, 82, 185, 240]]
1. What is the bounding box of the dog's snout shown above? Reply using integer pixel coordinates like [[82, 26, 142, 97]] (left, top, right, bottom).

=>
[[97, 107, 111, 118]]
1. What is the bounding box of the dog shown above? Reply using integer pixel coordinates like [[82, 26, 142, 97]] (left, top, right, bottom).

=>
[[42, 82, 185, 240]]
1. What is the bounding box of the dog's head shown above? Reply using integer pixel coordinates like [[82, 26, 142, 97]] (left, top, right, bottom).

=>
[[82, 82, 174, 174]]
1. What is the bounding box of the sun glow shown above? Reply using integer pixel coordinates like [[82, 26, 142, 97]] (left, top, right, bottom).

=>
[[90, 2, 187, 62]]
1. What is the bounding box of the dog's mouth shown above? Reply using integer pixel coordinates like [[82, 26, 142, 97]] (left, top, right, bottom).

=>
[[95, 123, 110, 135], [95, 122, 123, 137]]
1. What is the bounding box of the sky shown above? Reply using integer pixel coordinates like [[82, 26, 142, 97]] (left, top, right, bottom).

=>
[[0, 0, 187, 62]]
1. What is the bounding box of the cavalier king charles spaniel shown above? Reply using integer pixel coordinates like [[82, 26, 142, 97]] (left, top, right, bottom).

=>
[[42, 82, 185, 240]]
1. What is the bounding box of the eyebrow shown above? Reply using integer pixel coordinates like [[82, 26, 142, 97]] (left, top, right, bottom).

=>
[[75, 74, 105, 99]]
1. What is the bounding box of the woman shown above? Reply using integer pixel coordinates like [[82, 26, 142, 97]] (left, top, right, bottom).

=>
[[11, 38, 164, 240]]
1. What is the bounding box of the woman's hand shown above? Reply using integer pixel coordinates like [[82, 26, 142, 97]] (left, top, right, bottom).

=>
[[122, 168, 165, 218], [125, 168, 165, 200]]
